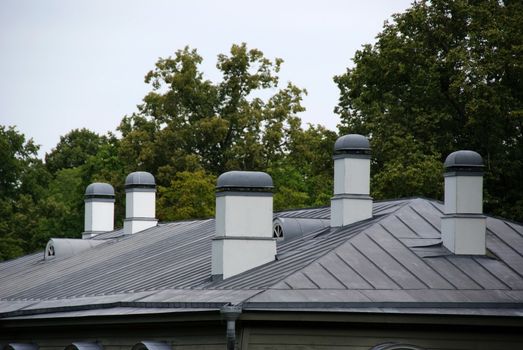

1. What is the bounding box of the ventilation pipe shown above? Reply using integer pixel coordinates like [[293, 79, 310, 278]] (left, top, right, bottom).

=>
[[123, 171, 158, 235], [331, 134, 373, 227], [83, 182, 115, 239], [212, 171, 276, 279], [441, 150, 486, 255]]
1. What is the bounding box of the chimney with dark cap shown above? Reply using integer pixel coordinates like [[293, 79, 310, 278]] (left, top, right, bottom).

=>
[[441, 150, 486, 255], [212, 171, 276, 279], [83, 182, 115, 239], [331, 134, 373, 227], [123, 171, 158, 235]]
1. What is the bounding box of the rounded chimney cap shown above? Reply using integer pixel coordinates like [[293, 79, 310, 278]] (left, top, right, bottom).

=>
[[85, 182, 115, 198], [217, 171, 273, 193], [334, 134, 371, 157], [444, 150, 484, 174], [125, 171, 156, 189]]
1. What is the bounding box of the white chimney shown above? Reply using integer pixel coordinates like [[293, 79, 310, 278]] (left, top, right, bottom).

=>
[[441, 150, 486, 255], [331, 134, 373, 227], [83, 182, 115, 239], [211, 171, 276, 279], [123, 171, 158, 235]]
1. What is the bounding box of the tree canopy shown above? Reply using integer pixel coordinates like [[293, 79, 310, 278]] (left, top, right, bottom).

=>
[[2, 3, 522, 263], [0, 44, 334, 261], [335, 0, 523, 221]]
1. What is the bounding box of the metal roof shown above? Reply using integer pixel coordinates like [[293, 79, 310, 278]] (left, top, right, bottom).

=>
[[216, 171, 273, 190], [125, 171, 156, 188], [0, 198, 522, 319], [84, 182, 115, 197], [444, 150, 484, 169], [334, 134, 370, 153]]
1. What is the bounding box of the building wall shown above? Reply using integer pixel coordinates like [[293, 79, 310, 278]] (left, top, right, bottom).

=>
[[0, 321, 226, 350], [240, 322, 523, 349], [3, 317, 523, 350]]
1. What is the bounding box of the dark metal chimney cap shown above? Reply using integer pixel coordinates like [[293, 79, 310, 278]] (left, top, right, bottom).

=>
[[334, 134, 371, 157], [216, 171, 273, 193], [85, 182, 115, 198], [125, 171, 156, 189], [444, 150, 484, 174]]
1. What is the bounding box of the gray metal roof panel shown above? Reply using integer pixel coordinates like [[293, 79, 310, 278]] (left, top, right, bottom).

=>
[[1, 197, 522, 318]]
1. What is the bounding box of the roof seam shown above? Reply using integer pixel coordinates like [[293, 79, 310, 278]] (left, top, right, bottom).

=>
[[487, 228, 523, 260], [471, 256, 512, 290], [301, 272, 321, 289], [317, 262, 349, 290], [408, 204, 441, 233], [334, 251, 376, 290], [444, 257, 487, 290], [365, 233, 431, 289], [349, 243, 402, 290], [378, 223, 458, 290], [395, 215, 423, 238]]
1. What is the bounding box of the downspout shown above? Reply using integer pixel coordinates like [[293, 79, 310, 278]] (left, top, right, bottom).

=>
[[221, 304, 242, 350]]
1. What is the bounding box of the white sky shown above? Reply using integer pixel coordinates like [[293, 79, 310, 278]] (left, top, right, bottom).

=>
[[0, 0, 413, 158]]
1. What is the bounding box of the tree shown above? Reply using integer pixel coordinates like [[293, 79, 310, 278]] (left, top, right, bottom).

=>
[[118, 43, 306, 185], [157, 170, 216, 221], [334, 0, 523, 221], [45, 128, 107, 174], [0, 126, 51, 260]]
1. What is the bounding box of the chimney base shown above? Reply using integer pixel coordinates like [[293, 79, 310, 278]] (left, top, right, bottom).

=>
[[124, 218, 158, 235], [211, 236, 276, 279], [441, 214, 486, 255], [331, 194, 372, 227]]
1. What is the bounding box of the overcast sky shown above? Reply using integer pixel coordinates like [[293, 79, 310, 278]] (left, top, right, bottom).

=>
[[0, 0, 413, 158]]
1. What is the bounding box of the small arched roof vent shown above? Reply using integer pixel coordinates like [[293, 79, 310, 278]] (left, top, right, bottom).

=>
[[64, 343, 102, 350], [125, 171, 156, 189], [131, 341, 171, 350], [84, 182, 115, 198], [45, 239, 104, 260], [444, 150, 484, 173], [273, 217, 330, 241], [216, 171, 273, 192], [3, 344, 38, 350], [334, 134, 370, 156]]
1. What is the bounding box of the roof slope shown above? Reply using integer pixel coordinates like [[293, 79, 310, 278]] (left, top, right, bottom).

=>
[[1, 198, 522, 319]]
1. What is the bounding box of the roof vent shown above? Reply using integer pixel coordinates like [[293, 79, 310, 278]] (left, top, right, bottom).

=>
[[45, 238, 104, 260], [64, 343, 103, 350], [331, 134, 373, 227], [83, 182, 115, 239], [123, 171, 158, 235], [131, 342, 171, 350], [212, 171, 276, 279], [273, 217, 330, 241], [441, 150, 486, 255], [3, 344, 39, 350]]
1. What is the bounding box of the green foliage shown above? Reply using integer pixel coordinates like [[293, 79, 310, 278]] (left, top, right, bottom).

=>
[[1, 44, 332, 261], [45, 128, 107, 173], [118, 43, 306, 182], [0, 126, 50, 260], [157, 170, 216, 221], [335, 0, 523, 221]]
